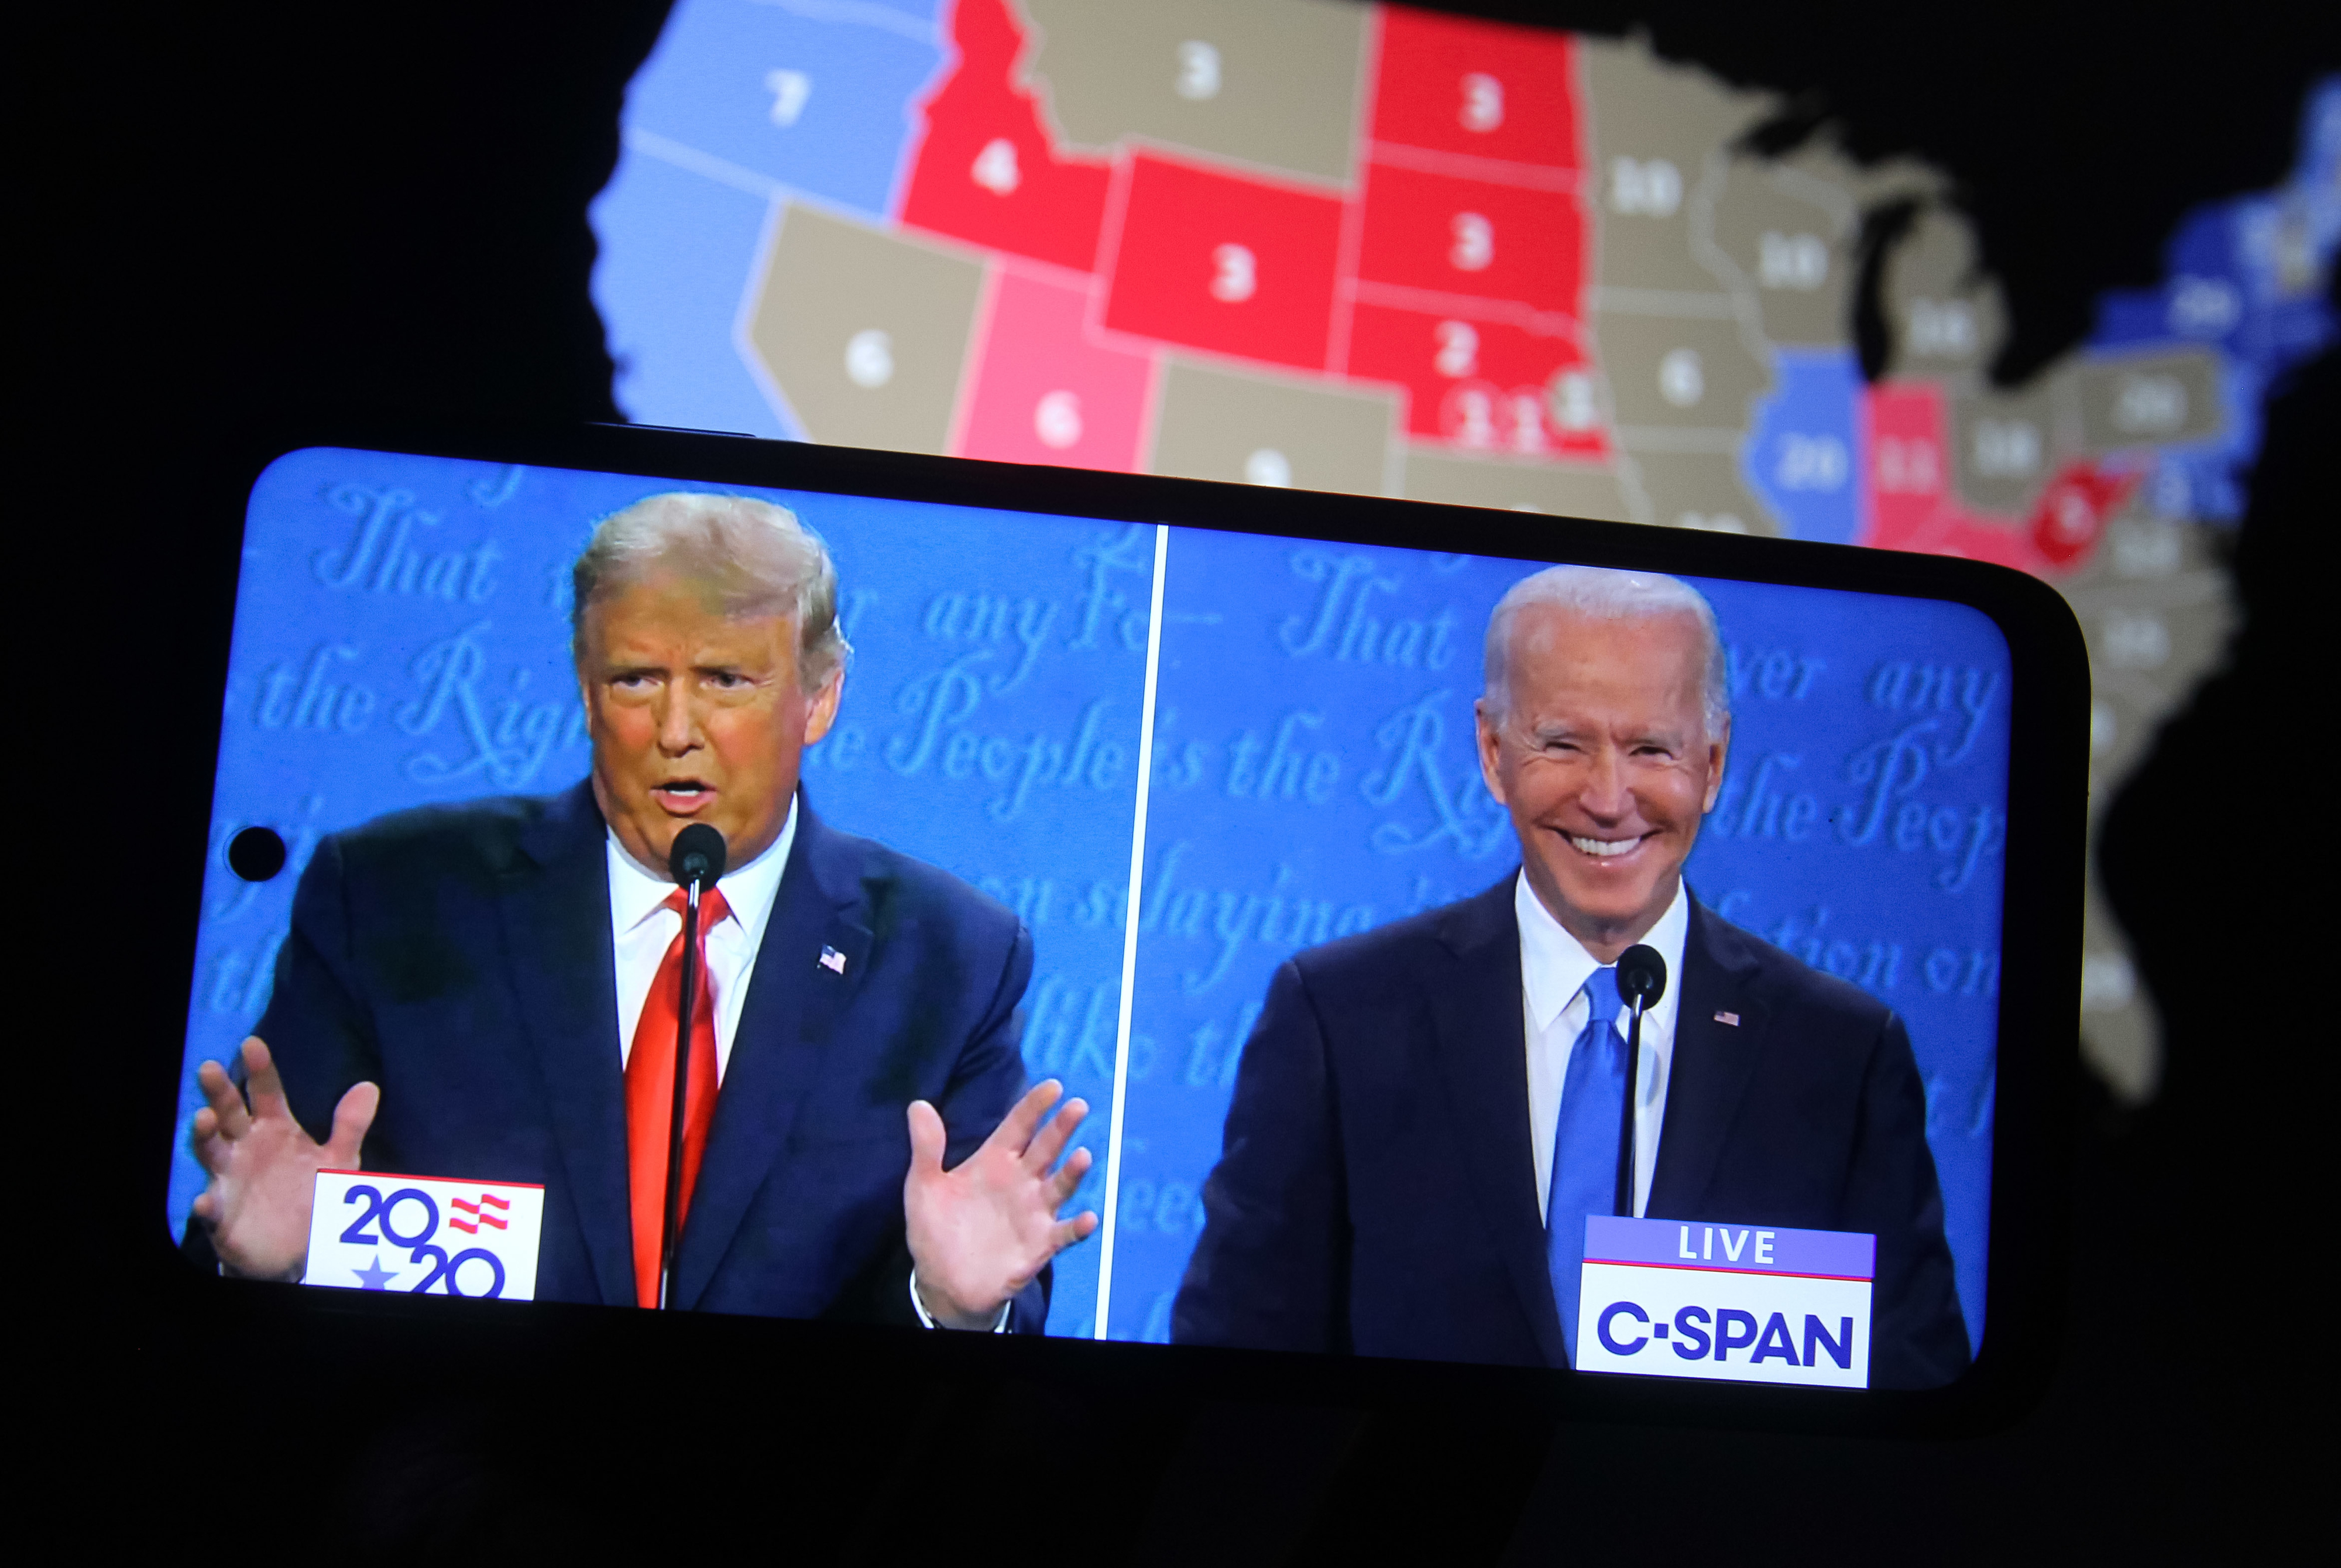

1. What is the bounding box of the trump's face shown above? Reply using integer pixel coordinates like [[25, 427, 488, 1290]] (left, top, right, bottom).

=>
[[578, 571, 842, 877], [1475, 606, 1728, 962]]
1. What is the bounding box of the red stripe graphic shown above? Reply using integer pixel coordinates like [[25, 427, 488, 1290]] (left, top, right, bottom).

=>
[[448, 1195, 512, 1234], [1582, 1258, 1873, 1283]]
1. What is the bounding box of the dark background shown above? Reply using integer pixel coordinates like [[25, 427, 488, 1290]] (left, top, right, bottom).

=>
[[32, 1, 2332, 1558]]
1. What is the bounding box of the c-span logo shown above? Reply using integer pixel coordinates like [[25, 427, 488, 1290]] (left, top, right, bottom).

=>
[[301, 1170, 545, 1301], [1575, 1215, 1875, 1389]]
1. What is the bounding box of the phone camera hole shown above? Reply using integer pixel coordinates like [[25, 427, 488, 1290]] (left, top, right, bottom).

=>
[[229, 826, 287, 883]]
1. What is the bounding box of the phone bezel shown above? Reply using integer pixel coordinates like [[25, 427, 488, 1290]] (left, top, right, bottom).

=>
[[137, 421, 2085, 1439]]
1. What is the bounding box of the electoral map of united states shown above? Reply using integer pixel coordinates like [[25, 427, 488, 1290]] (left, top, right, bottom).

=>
[[591, 0, 2337, 1099]]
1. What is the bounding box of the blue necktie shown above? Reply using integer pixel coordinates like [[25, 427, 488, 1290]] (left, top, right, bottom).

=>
[[1547, 965, 1625, 1366]]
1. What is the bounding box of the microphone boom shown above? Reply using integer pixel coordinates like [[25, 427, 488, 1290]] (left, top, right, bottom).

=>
[[1612, 943, 1668, 1219], [657, 822, 726, 1308]]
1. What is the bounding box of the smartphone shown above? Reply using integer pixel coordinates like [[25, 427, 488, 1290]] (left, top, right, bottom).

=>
[[147, 422, 2083, 1435]]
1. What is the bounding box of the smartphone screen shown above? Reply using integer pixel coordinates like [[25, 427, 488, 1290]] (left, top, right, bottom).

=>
[[173, 444, 2020, 1395]]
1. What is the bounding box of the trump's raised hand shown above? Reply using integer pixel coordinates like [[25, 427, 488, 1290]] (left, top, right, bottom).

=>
[[190, 1037, 379, 1281], [904, 1080, 1099, 1329]]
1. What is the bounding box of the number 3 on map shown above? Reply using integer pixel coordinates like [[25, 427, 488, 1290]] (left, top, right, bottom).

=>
[[1460, 72, 1504, 132], [1210, 243, 1256, 303], [1175, 40, 1220, 101], [1451, 213, 1494, 272]]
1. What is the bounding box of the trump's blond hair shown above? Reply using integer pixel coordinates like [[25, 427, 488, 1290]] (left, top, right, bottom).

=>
[[570, 492, 851, 691]]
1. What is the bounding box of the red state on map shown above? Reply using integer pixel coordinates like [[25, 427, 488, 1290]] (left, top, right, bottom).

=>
[[1369, 7, 1581, 169], [1346, 302, 1605, 456], [1353, 162, 1584, 317], [2029, 464, 2136, 571], [957, 271, 1154, 471], [1862, 383, 2135, 575], [897, 0, 1110, 272], [1863, 383, 1953, 549], [1099, 152, 1346, 372]]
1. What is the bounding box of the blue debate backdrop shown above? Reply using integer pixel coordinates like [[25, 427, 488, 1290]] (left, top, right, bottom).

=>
[[174, 448, 2007, 1353]]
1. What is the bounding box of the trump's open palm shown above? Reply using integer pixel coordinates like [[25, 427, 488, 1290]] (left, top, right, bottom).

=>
[[904, 1080, 1099, 1329], [190, 1036, 379, 1281]]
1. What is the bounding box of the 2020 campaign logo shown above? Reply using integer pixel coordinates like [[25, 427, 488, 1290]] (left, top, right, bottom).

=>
[[1574, 1215, 1875, 1389], [302, 1169, 545, 1301]]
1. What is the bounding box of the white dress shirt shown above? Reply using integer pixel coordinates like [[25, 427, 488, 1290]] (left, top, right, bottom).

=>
[[1519, 872, 1690, 1223], [605, 798, 1005, 1331], [607, 801, 797, 1082]]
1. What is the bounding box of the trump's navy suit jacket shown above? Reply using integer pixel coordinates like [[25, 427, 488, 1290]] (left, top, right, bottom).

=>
[[191, 780, 1045, 1329], [1172, 877, 1970, 1388]]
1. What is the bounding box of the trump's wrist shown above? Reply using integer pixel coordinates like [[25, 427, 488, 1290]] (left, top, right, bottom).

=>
[[908, 1270, 1012, 1332]]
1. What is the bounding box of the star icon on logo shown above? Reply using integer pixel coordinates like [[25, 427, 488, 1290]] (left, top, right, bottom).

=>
[[352, 1254, 400, 1291]]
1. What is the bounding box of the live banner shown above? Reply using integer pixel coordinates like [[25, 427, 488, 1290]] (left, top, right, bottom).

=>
[[1574, 1214, 1874, 1388]]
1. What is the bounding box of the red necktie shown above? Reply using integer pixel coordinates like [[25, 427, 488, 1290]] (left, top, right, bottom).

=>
[[626, 885, 731, 1309]]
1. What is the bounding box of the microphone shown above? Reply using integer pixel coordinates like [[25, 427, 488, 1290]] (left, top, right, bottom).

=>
[[657, 824, 727, 1309], [1618, 945, 1667, 1013], [1612, 943, 1667, 1219], [668, 822, 727, 889]]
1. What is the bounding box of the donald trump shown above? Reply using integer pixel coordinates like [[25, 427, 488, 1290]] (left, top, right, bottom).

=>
[[188, 493, 1095, 1330]]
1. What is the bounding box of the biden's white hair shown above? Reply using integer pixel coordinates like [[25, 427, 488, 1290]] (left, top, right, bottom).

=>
[[570, 492, 851, 690], [1482, 564, 1730, 736]]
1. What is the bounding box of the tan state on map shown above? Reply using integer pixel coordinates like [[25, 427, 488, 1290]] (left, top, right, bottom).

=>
[[743, 204, 988, 455], [1147, 358, 1399, 494], [1022, 0, 1367, 186]]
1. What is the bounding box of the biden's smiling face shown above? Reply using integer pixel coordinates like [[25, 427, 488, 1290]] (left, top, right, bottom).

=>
[[1475, 605, 1728, 961], [578, 571, 841, 878]]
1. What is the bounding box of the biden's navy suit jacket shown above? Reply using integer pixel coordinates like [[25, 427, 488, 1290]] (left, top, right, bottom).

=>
[[191, 779, 1045, 1329], [1172, 877, 1971, 1388]]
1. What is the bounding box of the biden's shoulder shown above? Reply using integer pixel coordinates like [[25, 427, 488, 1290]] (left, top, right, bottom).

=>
[[1695, 903, 1897, 1039], [1283, 879, 1512, 997]]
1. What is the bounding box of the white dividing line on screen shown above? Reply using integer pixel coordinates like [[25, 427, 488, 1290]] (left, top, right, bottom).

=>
[[1092, 523, 1169, 1341]]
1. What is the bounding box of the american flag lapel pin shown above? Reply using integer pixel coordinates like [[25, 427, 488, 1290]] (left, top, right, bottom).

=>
[[819, 945, 848, 975], [1714, 1011, 1741, 1026]]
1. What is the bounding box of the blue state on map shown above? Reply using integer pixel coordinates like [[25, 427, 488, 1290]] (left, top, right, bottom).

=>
[[1743, 348, 1865, 547]]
